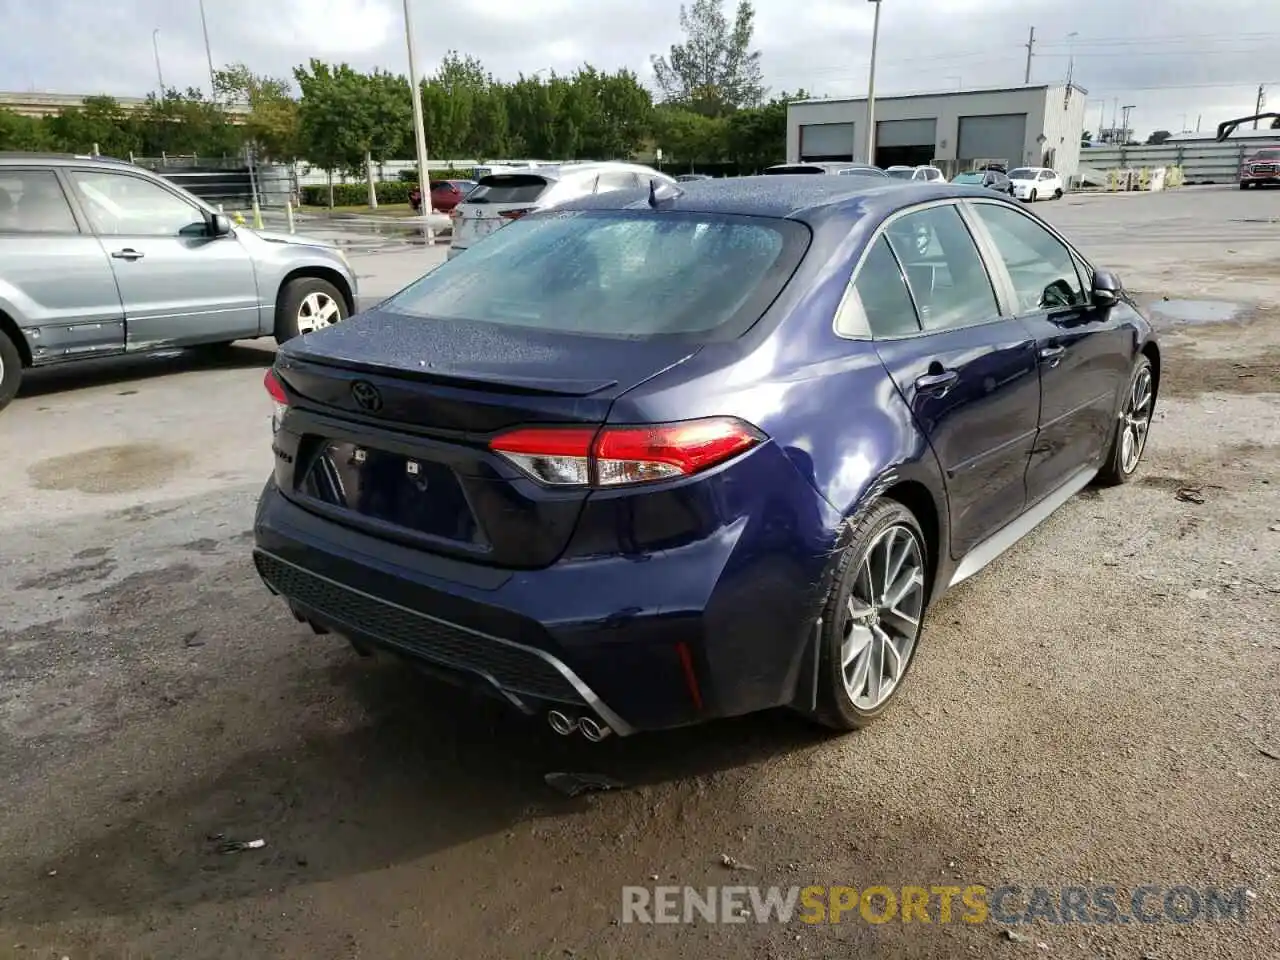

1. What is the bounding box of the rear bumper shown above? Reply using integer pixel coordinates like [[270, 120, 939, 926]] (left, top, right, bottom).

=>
[[253, 470, 839, 734]]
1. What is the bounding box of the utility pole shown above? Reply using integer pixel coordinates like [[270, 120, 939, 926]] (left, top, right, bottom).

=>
[[1097, 102, 1105, 139], [1254, 85, 1266, 129], [198, 0, 217, 99], [1023, 27, 1035, 84], [152, 29, 165, 97], [1111, 99, 1119, 139], [1121, 105, 1135, 144], [403, 0, 434, 241], [864, 0, 883, 166]]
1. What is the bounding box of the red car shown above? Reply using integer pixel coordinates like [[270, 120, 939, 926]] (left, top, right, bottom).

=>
[[409, 179, 478, 212], [1239, 148, 1280, 189]]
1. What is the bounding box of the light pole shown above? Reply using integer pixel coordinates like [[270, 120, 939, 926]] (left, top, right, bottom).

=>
[[402, 0, 434, 239], [198, 0, 217, 97], [1121, 104, 1136, 144], [152, 29, 165, 97], [865, 0, 883, 166]]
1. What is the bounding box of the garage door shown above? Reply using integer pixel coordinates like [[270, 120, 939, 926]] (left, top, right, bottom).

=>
[[957, 114, 1028, 168], [799, 122, 855, 162], [876, 118, 937, 148], [875, 118, 938, 167]]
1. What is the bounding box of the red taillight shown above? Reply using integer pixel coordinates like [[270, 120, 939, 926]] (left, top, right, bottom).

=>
[[489, 417, 765, 487], [264, 369, 288, 405], [498, 208, 533, 221], [264, 369, 288, 432]]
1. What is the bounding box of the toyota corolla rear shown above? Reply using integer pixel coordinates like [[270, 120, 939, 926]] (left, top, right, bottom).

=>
[[253, 205, 842, 735]]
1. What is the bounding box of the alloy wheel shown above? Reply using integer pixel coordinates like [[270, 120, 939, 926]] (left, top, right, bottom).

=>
[[840, 524, 926, 710], [1120, 365, 1154, 474], [296, 292, 342, 335]]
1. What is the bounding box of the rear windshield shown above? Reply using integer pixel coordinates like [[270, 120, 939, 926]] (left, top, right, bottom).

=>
[[1008, 168, 1036, 180], [382, 210, 810, 340], [885, 169, 915, 179], [465, 174, 550, 204], [764, 165, 824, 175], [953, 172, 983, 183]]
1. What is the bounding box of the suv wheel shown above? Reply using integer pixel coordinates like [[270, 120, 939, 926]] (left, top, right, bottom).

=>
[[275, 276, 348, 344], [813, 499, 929, 730], [0, 331, 23, 412]]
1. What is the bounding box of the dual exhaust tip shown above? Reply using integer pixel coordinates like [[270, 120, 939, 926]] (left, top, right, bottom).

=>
[[548, 709, 612, 742]]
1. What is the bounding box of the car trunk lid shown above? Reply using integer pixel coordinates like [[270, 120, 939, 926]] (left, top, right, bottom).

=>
[[272, 307, 698, 568]]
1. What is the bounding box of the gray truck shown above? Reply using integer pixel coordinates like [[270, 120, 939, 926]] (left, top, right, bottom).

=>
[[0, 153, 358, 411]]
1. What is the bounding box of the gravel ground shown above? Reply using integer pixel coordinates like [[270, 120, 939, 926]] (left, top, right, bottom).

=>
[[0, 186, 1277, 959]]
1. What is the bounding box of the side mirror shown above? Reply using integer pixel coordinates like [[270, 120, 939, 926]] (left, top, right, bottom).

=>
[[1092, 269, 1123, 305], [210, 213, 233, 237]]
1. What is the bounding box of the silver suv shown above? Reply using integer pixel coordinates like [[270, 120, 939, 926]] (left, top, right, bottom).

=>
[[0, 153, 358, 411]]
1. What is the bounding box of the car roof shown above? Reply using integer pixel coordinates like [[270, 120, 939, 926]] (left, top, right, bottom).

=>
[[483, 161, 661, 183], [0, 152, 136, 169], [551, 175, 1004, 223]]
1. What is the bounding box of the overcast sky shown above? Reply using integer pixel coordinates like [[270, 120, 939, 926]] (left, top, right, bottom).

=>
[[1, 0, 1277, 140]]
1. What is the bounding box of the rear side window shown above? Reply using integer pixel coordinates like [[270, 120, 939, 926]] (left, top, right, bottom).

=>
[[382, 210, 808, 340], [845, 235, 921, 337], [596, 171, 642, 192], [884, 205, 1000, 332], [0, 170, 79, 234], [465, 174, 550, 205]]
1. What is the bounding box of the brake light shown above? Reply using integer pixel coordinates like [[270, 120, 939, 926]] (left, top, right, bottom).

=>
[[264, 369, 288, 432], [498, 208, 533, 221], [489, 417, 765, 487]]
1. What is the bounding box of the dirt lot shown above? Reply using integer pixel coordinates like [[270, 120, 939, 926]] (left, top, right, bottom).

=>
[[0, 186, 1277, 959]]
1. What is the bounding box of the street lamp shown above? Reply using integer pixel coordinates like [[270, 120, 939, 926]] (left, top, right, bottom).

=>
[[198, 0, 216, 98], [865, 0, 883, 166], [402, 0, 434, 240], [152, 29, 165, 98]]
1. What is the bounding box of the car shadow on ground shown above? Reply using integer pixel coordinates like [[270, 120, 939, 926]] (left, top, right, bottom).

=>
[[16, 342, 276, 400], [4, 624, 832, 927]]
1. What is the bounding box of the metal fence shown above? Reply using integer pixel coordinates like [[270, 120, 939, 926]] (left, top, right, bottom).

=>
[[1080, 138, 1280, 184], [133, 154, 298, 211]]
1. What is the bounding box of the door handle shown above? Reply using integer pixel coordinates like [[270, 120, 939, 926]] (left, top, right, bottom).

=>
[[914, 369, 959, 395], [111, 248, 144, 261], [1038, 344, 1066, 367]]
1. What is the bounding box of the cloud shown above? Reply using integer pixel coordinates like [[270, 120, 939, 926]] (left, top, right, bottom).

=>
[[0, 0, 1276, 137]]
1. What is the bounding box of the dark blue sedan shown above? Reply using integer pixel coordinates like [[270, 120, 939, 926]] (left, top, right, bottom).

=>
[[254, 176, 1160, 739]]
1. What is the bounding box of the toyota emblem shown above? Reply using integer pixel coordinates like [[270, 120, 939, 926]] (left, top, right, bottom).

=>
[[351, 380, 382, 412]]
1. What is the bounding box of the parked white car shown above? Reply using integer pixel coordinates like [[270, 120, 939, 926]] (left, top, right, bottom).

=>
[[448, 162, 674, 259], [885, 165, 945, 183], [1007, 167, 1064, 202]]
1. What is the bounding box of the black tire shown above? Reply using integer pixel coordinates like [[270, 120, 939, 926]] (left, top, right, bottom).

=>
[[1240, 181, 1250, 190], [274, 276, 349, 344], [1029, 189, 1038, 202], [812, 498, 929, 731], [1054, 188, 1063, 199], [1097, 355, 1155, 487], [0, 331, 23, 412]]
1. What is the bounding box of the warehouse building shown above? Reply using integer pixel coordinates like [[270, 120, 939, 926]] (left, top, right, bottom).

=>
[[786, 83, 1088, 178]]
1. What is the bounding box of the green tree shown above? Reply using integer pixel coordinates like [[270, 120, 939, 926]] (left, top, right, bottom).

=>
[[574, 66, 653, 159], [651, 0, 765, 117], [1146, 129, 1172, 145], [45, 96, 141, 157], [725, 90, 805, 171], [137, 88, 240, 157], [214, 62, 300, 160], [652, 105, 728, 167], [0, 108, 54, 151]]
